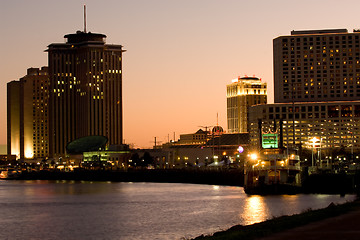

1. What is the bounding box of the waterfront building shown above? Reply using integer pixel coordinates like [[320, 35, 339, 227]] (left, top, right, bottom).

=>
[[7, 67, 49, 160], [162, 127, 249, 168], [227, 76, 267, 133], [47, 31, 125, 158], [274, 29, 360, 103], [0, 154, 17, 163], [249, 101, 360, 158], [129, 149, 172, 169], [248, 29, 360, 159], [82, 144, 131, 170]]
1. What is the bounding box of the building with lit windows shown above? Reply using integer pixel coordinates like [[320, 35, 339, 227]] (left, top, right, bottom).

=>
[[248, 29, 360, 163], [227, 76, 267, 133], [7, 67, 49, 160], [161, 127, 250, 168], [274, 29, 360, 103], [249, 101, 360, 152], [47, 31, 125, 158]]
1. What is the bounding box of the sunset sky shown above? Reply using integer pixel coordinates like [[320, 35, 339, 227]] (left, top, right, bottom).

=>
[[1, 0, 360, 149]]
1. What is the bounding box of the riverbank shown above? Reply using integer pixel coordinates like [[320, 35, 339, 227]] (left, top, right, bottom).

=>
[[16, 169, 245, 186], [192, 199, 360, 240]]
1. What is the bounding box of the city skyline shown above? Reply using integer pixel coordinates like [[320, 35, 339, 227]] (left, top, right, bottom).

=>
[[2, 1, 360, 149]]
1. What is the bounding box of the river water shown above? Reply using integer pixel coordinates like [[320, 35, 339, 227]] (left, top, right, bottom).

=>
[[0, 180, 355, 240]]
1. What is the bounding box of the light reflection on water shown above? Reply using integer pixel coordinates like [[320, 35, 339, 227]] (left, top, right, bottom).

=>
[[0, 181, 356, 240], [243, 195, 268, 225]]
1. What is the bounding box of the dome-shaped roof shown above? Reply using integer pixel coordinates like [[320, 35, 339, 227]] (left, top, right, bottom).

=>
[[212, 126, 224, 134], [66, 135, 108, 154]]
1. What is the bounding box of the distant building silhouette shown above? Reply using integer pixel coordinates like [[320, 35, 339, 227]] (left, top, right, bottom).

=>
[[7, 67, 49, 160]]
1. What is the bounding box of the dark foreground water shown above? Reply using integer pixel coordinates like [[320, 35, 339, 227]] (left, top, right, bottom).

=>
[[0, 180, 355, 240]]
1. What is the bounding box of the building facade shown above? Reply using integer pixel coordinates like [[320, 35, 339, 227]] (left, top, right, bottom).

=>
[[7, 81, 20, 159], [7, 67, 49, 160], [227, 76, 267, 133], [178, 129, 210, 145], [163, 126, 249, 168], [250, 29, 360, 156], [274, 29, 360, 103], [249, 101, 360, 152], [47, 31, 124, 158]]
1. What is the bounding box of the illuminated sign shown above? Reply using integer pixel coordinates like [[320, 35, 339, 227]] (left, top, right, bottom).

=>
[[262, 133, 278, 149]]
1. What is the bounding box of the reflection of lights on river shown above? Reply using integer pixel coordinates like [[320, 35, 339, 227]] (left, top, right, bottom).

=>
[[242, 196, 267, 225]]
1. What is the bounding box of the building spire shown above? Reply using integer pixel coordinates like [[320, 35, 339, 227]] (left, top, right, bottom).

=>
[[84, 4, 87, 33]]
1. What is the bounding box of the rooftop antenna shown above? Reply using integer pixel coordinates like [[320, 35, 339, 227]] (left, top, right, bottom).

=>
[[84, 4, 87, 33]]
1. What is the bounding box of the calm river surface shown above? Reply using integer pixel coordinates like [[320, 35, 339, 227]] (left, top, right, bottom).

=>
[[0, 180, 356, 240]]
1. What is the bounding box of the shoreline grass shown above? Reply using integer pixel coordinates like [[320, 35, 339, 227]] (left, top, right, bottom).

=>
[[192, 198, 360, 240]]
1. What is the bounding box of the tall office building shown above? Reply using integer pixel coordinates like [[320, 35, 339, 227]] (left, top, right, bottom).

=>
[[274, 29, 360, 103], [227, 76, 267, 133], [7, 67, 49, 160], [47, 31, 124, 158]]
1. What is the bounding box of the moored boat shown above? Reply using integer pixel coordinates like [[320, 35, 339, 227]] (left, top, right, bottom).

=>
[[0, 169, 22, 180], [244, 148, 302, 195]]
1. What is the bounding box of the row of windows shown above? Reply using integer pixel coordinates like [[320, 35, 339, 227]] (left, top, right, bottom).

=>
[[268, 112, 356, 120], [283, 94, 357, 99], [283, 61, 360, 69], [266, 106, 360, 118], [284, 87, 360, 92], [283, 68, 360, 74], [268, 105, 359, 112], [282, 34, 360, 43]]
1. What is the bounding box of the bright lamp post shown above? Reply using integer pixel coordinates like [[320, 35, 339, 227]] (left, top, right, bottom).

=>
[[250, 153, 258, 161], [310, 137, 319, 167]]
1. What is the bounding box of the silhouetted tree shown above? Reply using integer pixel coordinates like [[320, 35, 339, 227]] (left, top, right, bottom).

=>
[[129, 153, 140, 167], [142, 152, 154, 167]]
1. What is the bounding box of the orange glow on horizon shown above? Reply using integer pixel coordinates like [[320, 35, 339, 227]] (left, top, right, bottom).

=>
[[1, 1, 358, 149]]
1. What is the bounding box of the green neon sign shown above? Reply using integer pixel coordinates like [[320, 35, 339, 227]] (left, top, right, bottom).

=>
[[262, 133, 278, 149]]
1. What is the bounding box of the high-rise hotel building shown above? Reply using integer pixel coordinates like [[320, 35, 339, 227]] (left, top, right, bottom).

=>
[[47, 31, 124, 157], [250, 29, 360, 152], [7, 67, 49, 160], [274, 29, 360, 103], [227, 76, 267, 133]]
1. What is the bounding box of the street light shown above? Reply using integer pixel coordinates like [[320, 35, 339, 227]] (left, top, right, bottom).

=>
[[250, 153, 258, 161], [310, 137, 319, 168]]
